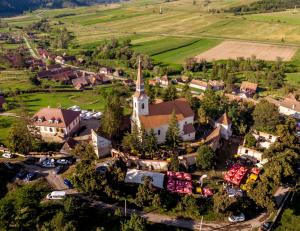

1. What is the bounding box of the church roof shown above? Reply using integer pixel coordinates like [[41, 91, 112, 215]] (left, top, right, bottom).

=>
[[139, 98, 194, 129], [216, 113, 231, 125]]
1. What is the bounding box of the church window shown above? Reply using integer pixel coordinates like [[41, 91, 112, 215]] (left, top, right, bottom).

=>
[[50, 128, 53, 132], [142, 103, 144, 109], [158, 130, 161, 135]]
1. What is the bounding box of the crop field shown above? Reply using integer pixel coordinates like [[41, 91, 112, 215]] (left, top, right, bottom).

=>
[[0, 70, 33, 91], [195, 41, 298, 61], [3, 0, 300, 66]]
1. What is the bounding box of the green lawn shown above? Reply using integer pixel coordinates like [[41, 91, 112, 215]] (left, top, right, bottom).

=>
[[7, 84, 116, 114], [151, 38, 221, 64], [286, 73, 300, 86], [0, 116, 16, 146]]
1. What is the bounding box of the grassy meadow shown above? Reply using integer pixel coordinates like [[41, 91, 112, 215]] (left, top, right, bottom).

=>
[[3, 0, 300, 66], [0, 116, 16, 146]]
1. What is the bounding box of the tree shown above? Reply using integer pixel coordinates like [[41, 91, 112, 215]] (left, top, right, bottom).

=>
[[72, 143, 96, 160], [121, 213, 146, 231], [244, 133, 256, 148], [276, 117, 298, 147], [169, 152, 179, 171], [165, 111, 181, 148], [135, 176, 154, 207], [253, 100, 281, 133], [213, 191, 236, 214], [145, 83, 155, 104], [181, 83, 192, 103], [196, 145, 215, 170], [144, 129, 158, 158], [176, 195, 199, 217], [247, 180, 276, 212], [1, 103, 9, 111], [0, 198, 14, 230], [71, 159, 106, 194], [122, 124, 141, 154], [200, 89, 225, 120], [101, 94, 124, 139], [163, 84, 177, 101], [8, 118, 34, 154]]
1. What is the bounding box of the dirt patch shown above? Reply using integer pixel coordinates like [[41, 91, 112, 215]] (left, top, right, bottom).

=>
[[195, 41, 298, 61]]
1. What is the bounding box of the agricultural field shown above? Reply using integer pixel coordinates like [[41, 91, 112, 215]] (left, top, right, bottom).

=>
[[195, 41, 298, 61], [0, 70, 34, 91], [1, 0, 300, 70]]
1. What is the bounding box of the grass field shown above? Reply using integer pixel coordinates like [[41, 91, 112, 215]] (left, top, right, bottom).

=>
[[0, 116, 16, 146], [286, 73, 300, 86], [0, 70, 33, 91], [6, 84, 116, 114]]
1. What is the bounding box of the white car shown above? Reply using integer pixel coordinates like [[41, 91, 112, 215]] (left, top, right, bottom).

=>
[[2, 152, 13, 159], [228, 213, 245, 223]]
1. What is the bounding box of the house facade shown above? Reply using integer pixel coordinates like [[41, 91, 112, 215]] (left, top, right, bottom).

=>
[[189, 79, 208, 91], [91, 129, 112, 158], [214, 113, 232, 140], [132, 60, 195, 144], [32, 108, 80, 142], [278, 96, 300, 119]]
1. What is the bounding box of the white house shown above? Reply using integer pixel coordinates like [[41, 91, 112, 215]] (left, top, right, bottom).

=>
[[32, 107, 80, 142], [237, 146, 265, 162], [132, 60, 195, 144], [237, 130, 277, 162], [252, 130, 278, 149], [189, 79, 208, 91], [214, 113, 232, 140], [91, 129, 112, 158], [278, 95, 300, 119]]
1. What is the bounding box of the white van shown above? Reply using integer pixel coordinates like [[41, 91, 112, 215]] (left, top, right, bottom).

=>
[[46, 191, 66, 200]]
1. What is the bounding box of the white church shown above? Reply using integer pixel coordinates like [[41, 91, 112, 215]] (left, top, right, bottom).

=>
[[131, 60, 196, 144]]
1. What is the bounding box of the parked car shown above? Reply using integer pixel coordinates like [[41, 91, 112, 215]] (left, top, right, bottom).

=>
[[2, 152, 14, 159], [228, 213, 245, 223], [64, 179, 73, 189], [25, 172, 37, 181], [96, 166, 108, 174], [24, 157, 39, 165], [41, 158, 55, 168], [226, 187, 243, 197], [54, 165, 67, 175], [17, 170, 28, 180], [259, 221, 272, 231], [46, 191, 66, 200], [56, 159, 70, 165]]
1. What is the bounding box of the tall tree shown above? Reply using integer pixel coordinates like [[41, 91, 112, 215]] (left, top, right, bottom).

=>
[[196, 145, 215, 170], [163, 84, 177, 101], [121, 213, 146, 231], [135, 176, 154, 207], [253, 100, 281, 133], [101, 94, 124, 139], [199, 89, 225, 120], [165, 111, 181, 148]]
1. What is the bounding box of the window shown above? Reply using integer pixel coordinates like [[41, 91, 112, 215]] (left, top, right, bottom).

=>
[[158, 130, 161, 135], [142, 103, 144, 109], [50, 128, 53, 132], [269, 135, 272, 140], [245, 149, 248, 154]]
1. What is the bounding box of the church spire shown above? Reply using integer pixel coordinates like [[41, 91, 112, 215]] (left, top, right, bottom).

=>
[[136, 58, 144, 93]]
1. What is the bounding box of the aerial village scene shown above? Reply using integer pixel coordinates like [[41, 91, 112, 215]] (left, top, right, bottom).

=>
[[0, 0, 299, 230]]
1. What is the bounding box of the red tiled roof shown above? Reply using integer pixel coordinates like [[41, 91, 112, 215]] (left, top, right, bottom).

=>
[[139, 98, 194, 129], [240, 81, 257, 92], [280, 97, 300, 112], [216, 113, 231, 125], [32, 108, 80, 128]]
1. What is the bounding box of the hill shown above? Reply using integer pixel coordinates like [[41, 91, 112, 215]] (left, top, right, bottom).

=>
[[0, 0, 120, 16]]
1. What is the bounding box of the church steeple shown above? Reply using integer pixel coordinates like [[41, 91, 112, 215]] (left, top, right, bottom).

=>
[[132, 58, 149, 120], [135, 58, 144, 94]]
